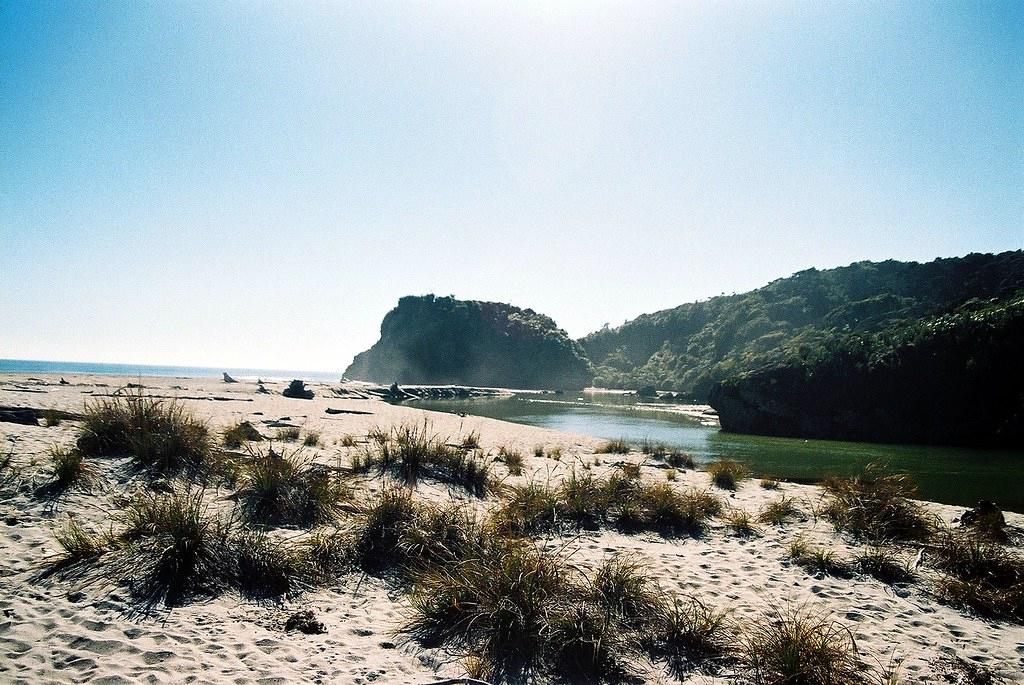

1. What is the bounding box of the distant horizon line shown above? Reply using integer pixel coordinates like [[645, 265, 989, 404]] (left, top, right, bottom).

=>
[[0, 358, 344, 380]]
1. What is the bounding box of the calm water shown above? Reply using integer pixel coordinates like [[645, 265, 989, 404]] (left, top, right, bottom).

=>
[[416, 393, 1024, 513], [0, 359, 342, 383]]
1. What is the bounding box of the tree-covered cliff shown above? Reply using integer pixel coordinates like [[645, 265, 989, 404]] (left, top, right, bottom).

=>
[[708, 292, 1024, 447], [580, 251, 1024, 399], [344, 295, 592, 390]]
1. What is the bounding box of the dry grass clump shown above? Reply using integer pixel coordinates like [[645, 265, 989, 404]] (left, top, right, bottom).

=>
[[461, 429, 481, 449], [274, 426, 301, 442], [760, 475, 781, 490], [725, 508, 761, 537], [491, 481, 562, 537], [48, 489, 307, 610], [44, 446, 97, 494], [76, 392, 211, 476], [558, 468, 608, 528], [739, 605, 863, 685], [302, 431, 321, 447], [42, 409, 63, 427], [788, 539, 851, 577], [237, 447, 350, 527], [854, 546, 913, 585], [597, 438, 631, 454], [547, 446, 563, 460], [665, 468, 677, 481], [357, 422, 493, 497], [706, 458, 750, 490], [222, 420, 262, 448], [497, 446, 524, 476], [638, 484, 722, 537], [666, 451, 696, 469], [338, 434, 357, 448], [348, 487, 422, 572], [821, 464, 933, 542], [929, 527, 1024, 622], [654, 595, 733, 676], [757, 496, 801, 525], [533, 444, 545, 458]]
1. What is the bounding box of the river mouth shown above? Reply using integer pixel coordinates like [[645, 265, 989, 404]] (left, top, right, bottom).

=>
[[413, 391, 1024, 513]]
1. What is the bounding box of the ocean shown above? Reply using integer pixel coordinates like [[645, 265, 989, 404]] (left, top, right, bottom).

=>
[[0, 359, 342, 383]]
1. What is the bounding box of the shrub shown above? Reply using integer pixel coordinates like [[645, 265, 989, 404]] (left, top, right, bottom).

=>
[[821, 464, 933, 542], [222, 420, 262, 449], [740, 605, 862, 685], [275, 426, 301, 442], [706, 459, 750, 490], [77, 392, 211, 475], [757, 496, 800, 525], [238, 447, 350, 526], [303, 431, 321, 447], [497, 446, 523, 476], [597, 438, 631, 454]]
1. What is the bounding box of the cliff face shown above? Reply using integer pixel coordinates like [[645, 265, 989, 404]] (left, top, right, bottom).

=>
[[344, 295, 592, 390], [708, 293, 1024, 448], [580, 251, 1024, 399]]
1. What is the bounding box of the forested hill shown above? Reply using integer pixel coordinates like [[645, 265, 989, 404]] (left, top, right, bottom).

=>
[[579, 251, 1024, 400], [344, 295, 593, 390]]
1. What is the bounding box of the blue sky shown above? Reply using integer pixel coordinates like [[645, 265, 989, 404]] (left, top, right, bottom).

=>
[[2, 1, 1021, 371]]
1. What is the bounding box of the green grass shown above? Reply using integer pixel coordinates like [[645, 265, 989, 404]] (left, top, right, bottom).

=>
[[706, 459, 750, 490], [740, 605, 862, 685], [597, 438, 631, 454], [821, 463, 933, 542], [76, 392, 212, 476], [238, 447, 350, 526]]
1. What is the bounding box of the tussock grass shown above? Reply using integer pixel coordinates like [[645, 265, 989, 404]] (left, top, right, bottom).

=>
[[491, 481, 562, 537], [706, 458, 750, 490], [854, 546, 913, 585], [639, 484, 722, 537], [349, 487, 421, 572], [929, 527, 1024, 622], [238, 447, 350, 527], [822, 464, 933, 542], [757, 496, 801, 525], [665, 467, 678, 481], [760, 476, 781, 490], [42, 409, 63, 427], [497, 446, 523, 476], [654, 595, 733, 675], [461, 430, 481, 449], [547, 446, 563, 460], [559, 468, 607, 528], [788, 539, 851, 577], [590, 554, 664, 631], [275, 426, 301, 442], [740, 605, 862, 685], [617, 461, 642, 480], [666, 451, 695, 469], [725, 508, 760, 537], [54, 518, 111, 565], [46, 446, 96, 493], [302, 431, 321, 447], [597, 438, 631, 454], [76, 392, 211, 476], [338, 434, 357, 448], [356, 422, 493, 497], [234, 530, 309, 599], [533, 444, 545, 458], [640, 438, 669, 457], [222, 420, 262, 448]]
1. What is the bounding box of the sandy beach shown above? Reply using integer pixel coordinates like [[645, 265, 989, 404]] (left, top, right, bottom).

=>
[[1, 373, 1021, 684]]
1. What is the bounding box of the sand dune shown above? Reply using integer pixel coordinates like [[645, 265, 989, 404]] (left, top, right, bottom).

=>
[[1, 373, 1021, 684]]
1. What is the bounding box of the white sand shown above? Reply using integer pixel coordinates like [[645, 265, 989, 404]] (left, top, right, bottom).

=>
[[1, 373, 1021, 684]]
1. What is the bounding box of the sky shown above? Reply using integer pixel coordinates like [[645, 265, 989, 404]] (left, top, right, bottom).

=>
[[2, 0, 1022, 372]]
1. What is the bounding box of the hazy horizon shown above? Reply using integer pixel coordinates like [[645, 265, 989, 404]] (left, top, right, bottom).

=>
[[3, 1, 1021, 370]]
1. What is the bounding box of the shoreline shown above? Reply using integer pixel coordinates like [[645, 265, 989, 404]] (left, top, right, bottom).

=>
[[1, 372, 1022, 683]]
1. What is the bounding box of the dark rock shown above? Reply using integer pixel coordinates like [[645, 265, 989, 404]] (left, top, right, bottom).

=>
[[636, 385, 658, 398], [660, 392, 676, 400], [285, 610, 326, 635], [222, 372, 238, 383], [59, 378, 69, 385], [961, 500, 1007, 540], [256, 383, 270, 394], [282, 380, 314, 400]]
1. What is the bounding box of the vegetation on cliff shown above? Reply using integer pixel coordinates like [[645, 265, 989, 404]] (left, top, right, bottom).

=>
[[580, 251, 1024, 399], [344, 295, 592, 389], [709, 292, 1024, 447]]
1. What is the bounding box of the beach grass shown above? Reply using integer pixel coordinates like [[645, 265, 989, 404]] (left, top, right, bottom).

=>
[[822, 464, 933, 542], [706, 458, 750, 490]]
